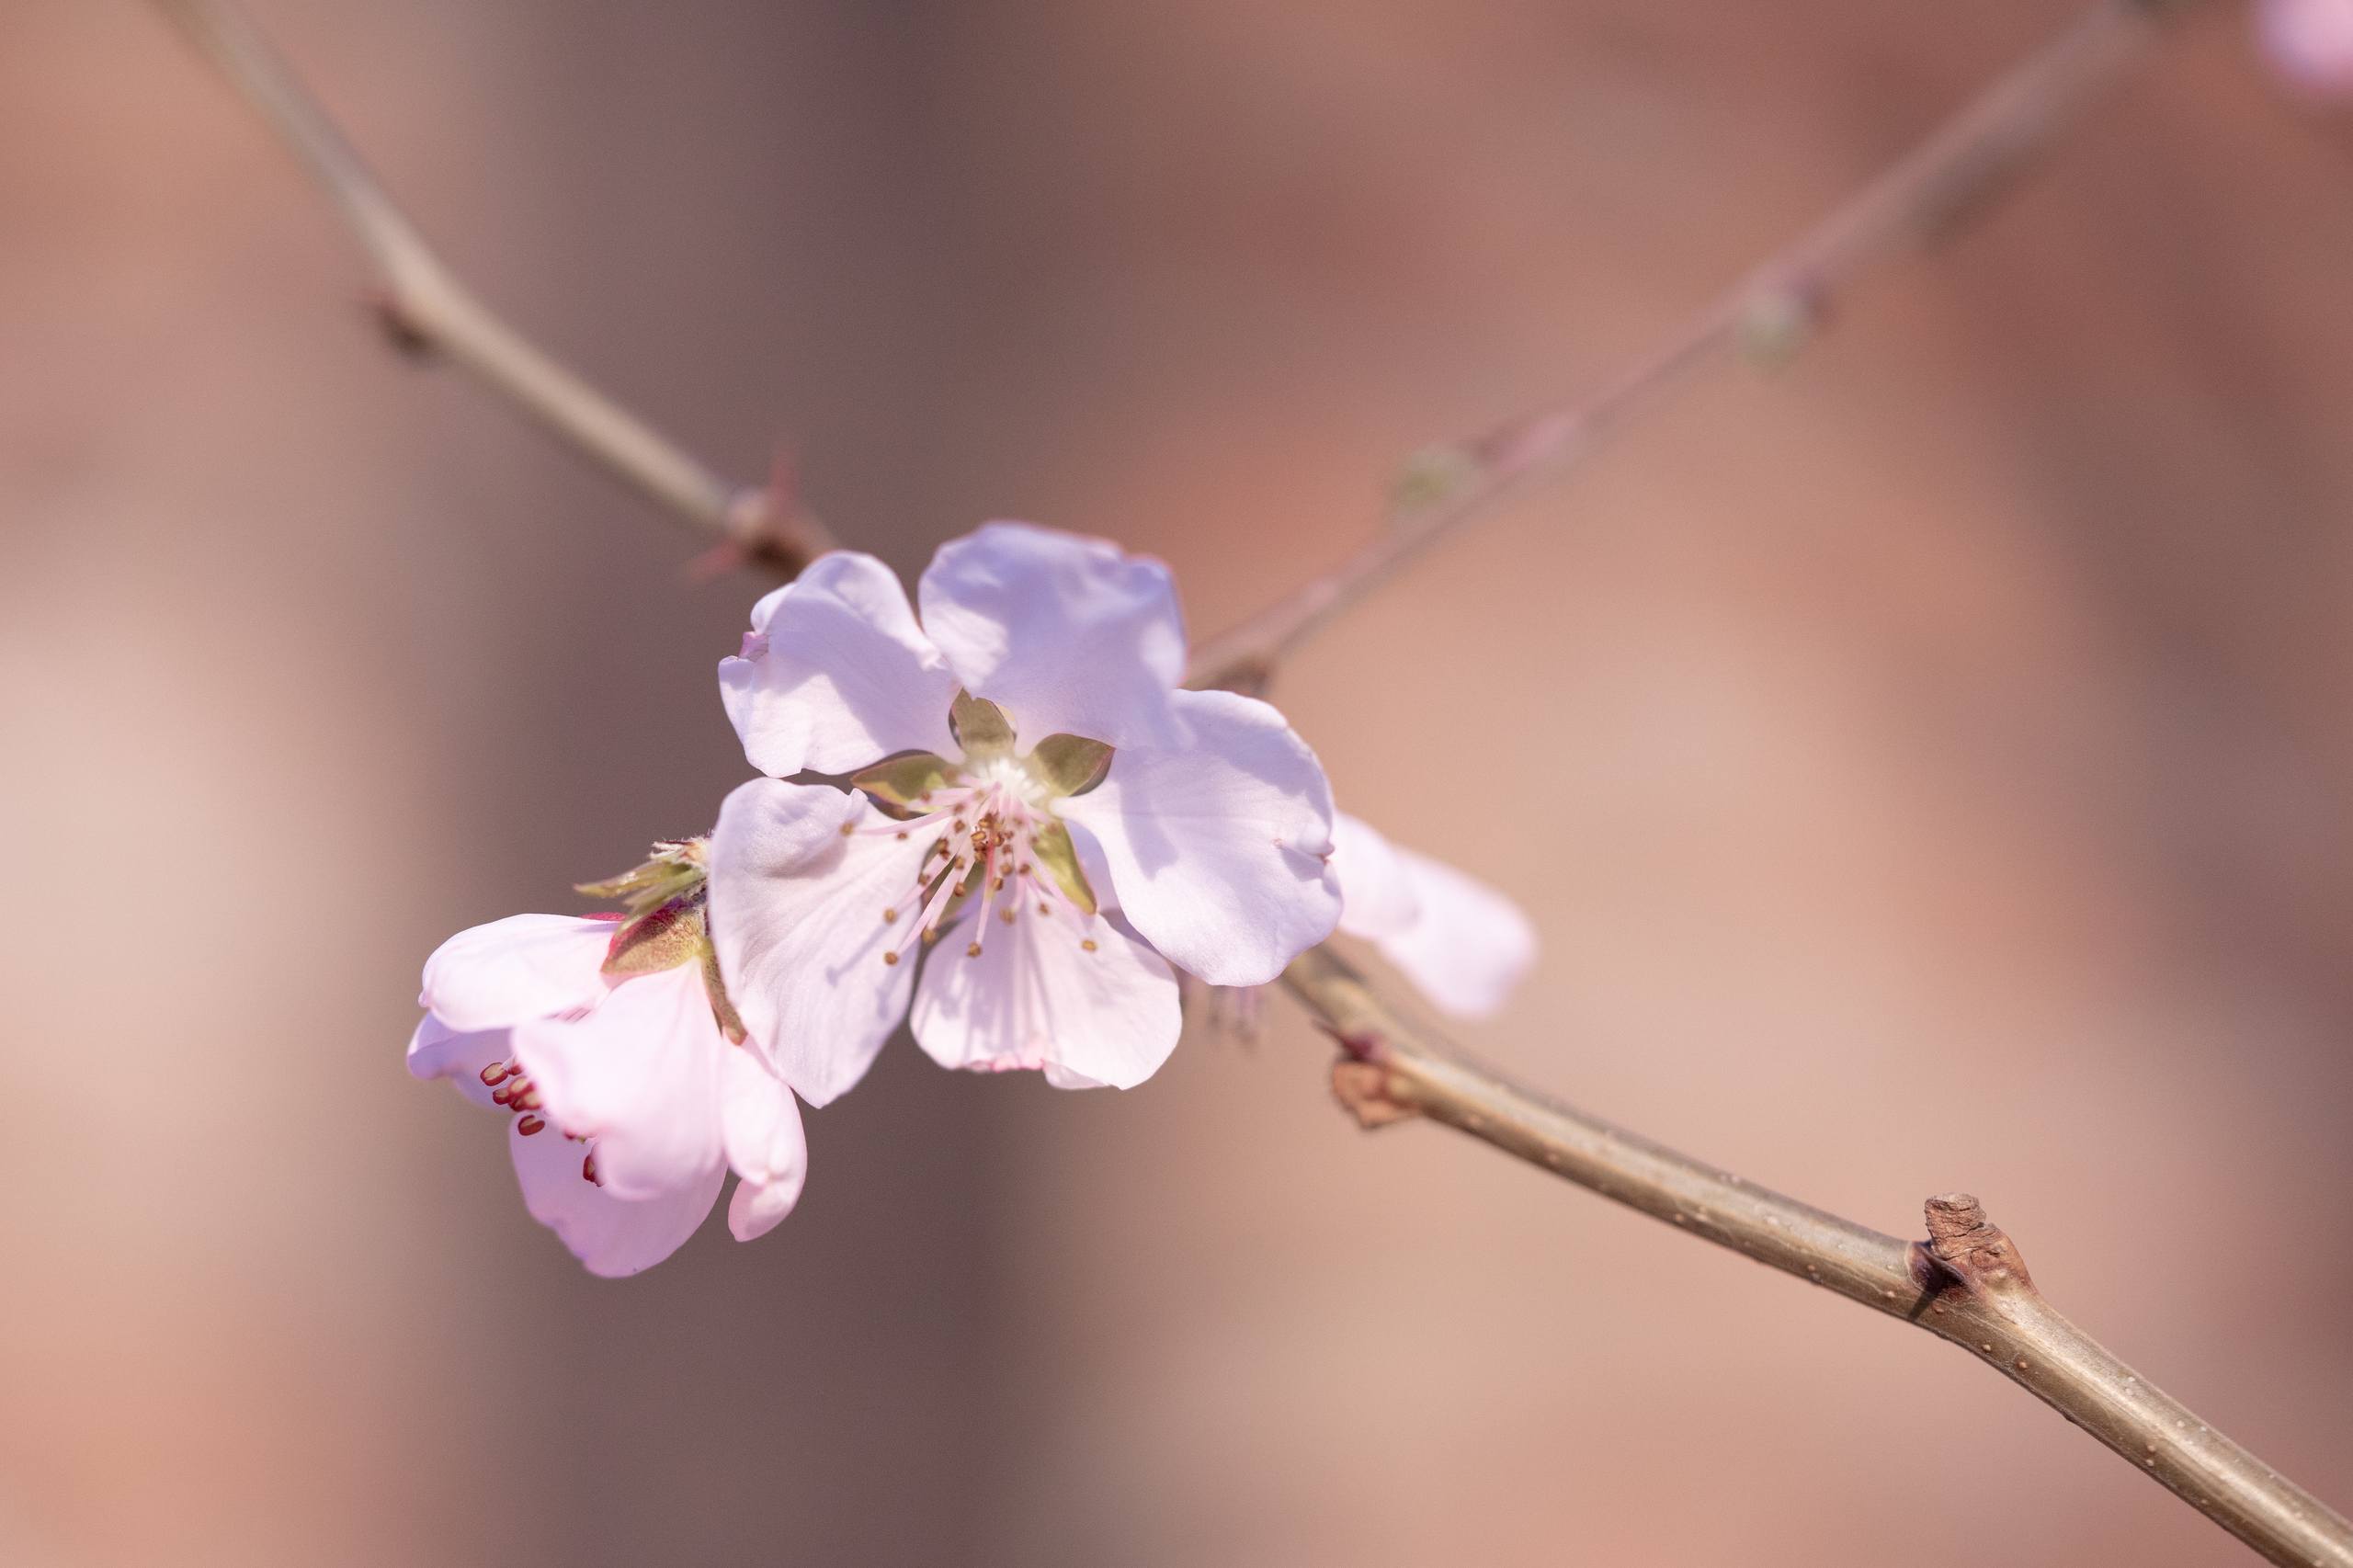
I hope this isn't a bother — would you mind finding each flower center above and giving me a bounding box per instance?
[479,1057,602,1187]
[860,756,1095,966]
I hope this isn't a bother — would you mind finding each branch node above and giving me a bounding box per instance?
[1331,1060,1418,1131]
[1916,1191,2036,1296]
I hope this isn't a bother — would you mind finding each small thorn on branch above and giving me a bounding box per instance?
[1916,1192,2036,1296]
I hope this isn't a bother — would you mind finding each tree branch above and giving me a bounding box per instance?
[148,0,832,574]
[148,3,2353,1562]
[1187,0,2177,692]
[1293,945,2353,1568]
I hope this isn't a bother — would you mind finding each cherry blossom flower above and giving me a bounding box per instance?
[1329,813,1538,1019]
[2258,0,2353,96]
[406,846,808,1276]
[710,523,1342,1105]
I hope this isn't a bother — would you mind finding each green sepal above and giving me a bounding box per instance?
[576,839,706,916]
[602,893,708,979]
[1029,820,1097,916]
[1027,734,1115,799]
[700,939,748,1045]
[949,689,1017,759]
[851,751,961,808]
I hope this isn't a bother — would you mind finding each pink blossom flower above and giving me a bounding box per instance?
[2259,0,2353,96]
[1329,813,1538,1019]
[710,523,1342,1104]
[406,858,808,1276]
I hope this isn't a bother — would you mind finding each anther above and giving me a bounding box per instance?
[881,908,898,924]
[1037,901,1051,915]
[839,822,856,837]
[1000,908,1016,924]
[517,1115,547,1137]
[582,1153,601,1186]
[967,942,983,958]
[478,1062,510,1086]
[882,950,900,966]
[895,831,909,841]
[1081,938,1097,952]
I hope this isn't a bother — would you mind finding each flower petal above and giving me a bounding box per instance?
[719,551,961,777]
[405,1016,508,1108]
[909,905,1180,1090]
[1377,846,1539,1019]
[509,1118,722,1278]
[721,1047,808,1241]
[419,914,613,1033]
[1330,812,1421,941]
[1057,687,1340,986]
[708,778,923,1107]
[2261,0,2353,95]
[508,963,728,1201]
[916,522,1188,748]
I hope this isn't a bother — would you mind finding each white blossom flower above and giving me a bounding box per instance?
[406,847,808,1276]
[2258,0,2353,95]
[710,523,1342,1105]
[1329,813,1538,1019]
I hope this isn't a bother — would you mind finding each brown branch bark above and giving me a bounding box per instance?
[1186,0,2177,692]
[148,0,832,575]
[145,3,2353,1562]
[1293,946,2353,1568]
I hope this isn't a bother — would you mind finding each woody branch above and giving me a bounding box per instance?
[148,1,2353,1562]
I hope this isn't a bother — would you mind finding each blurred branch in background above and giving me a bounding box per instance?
[147,0,834,576]
[1185,0,2178,691]
[147,0,2353,1562]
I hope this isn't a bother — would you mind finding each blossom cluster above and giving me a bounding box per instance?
[409,524,1534,1274]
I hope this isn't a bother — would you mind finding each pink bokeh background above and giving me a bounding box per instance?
[3,2,2350,1563]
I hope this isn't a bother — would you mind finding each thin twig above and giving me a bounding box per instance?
[1296,946,2353,1568]
[148,0,833,574]
[147,3,2353,1562]
[1186,0,2174,690]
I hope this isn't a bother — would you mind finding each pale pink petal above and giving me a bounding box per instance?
[1378,846,1539,1019]
[509,963,728,1201]
[508,1118,722,1278]
[916,522,1188,748]
[1330,812,1420,941]
[2260,0,2353,95]
[909,906,1181,1089]
[708,778,923,1107]
[720,1048,808,1242]
[419,914,611,1033]
[1057,687,1340,986]
[719,551,961,777]
[405,1016,507,1108]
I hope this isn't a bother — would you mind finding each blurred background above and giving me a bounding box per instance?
[4,1,2351,1563]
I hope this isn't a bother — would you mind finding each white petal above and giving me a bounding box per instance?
[708,778,923,1107]
[720,1047,807,1241]
[916,522,1188,748]
[509,1118,722,1278]
[728,1176,801,1244]
[909,905,1181,1090]
[1330,812,1420,940]
[508,962,729,1201]
[1377,846,1540,1019]
[719,551,961,777]
[405,1016,508,1109]
[1057,687,1340,987]
[419,914,612,1033]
